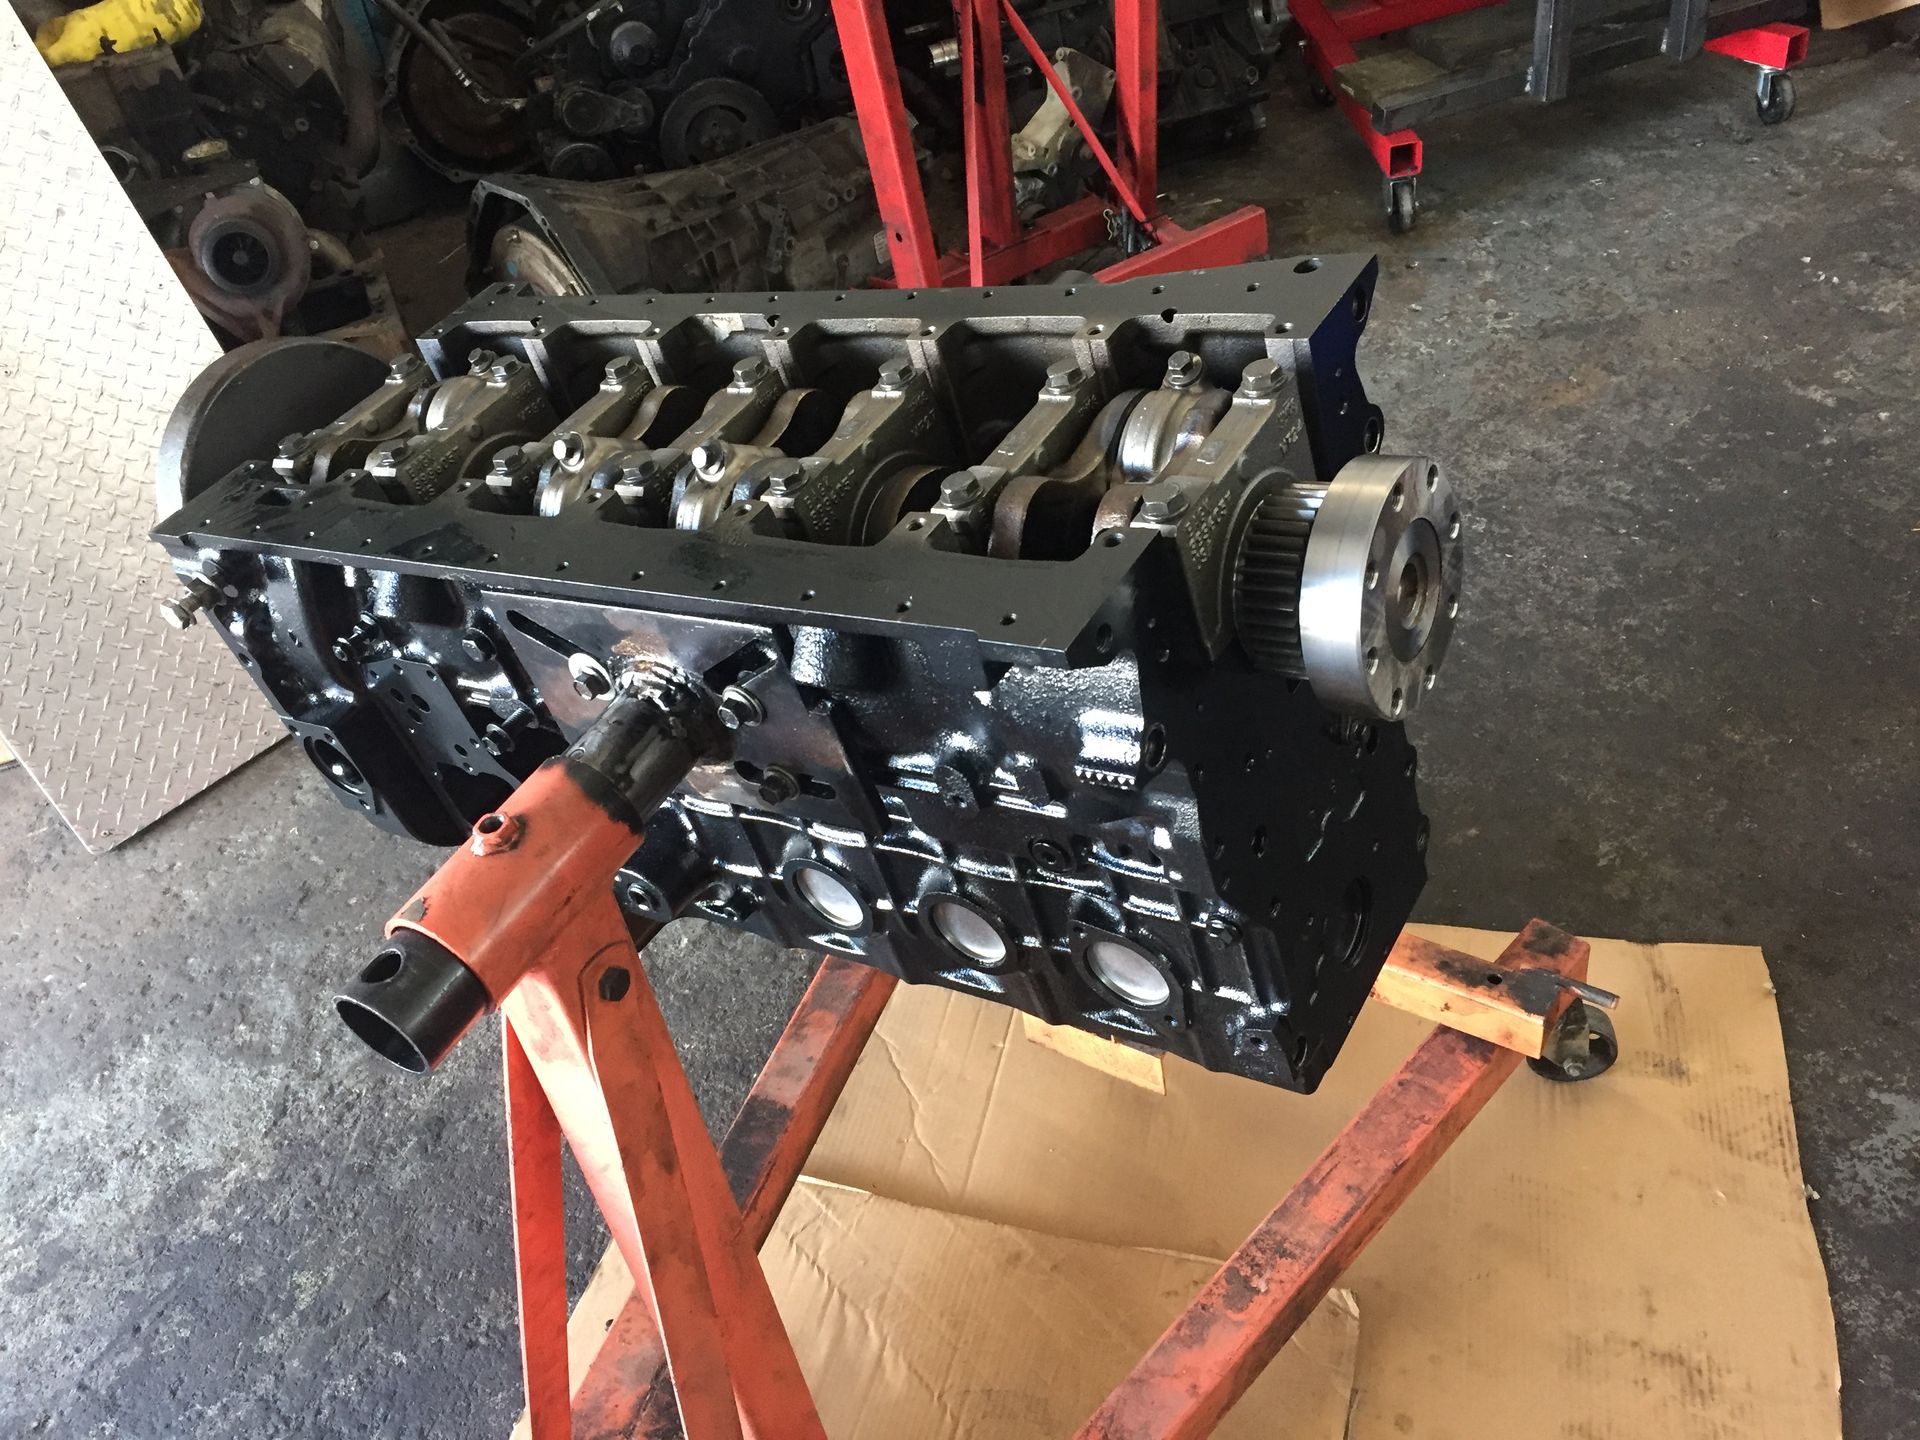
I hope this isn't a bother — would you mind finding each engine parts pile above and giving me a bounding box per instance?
[385,0,1284,184]
[153,258,1465,1091]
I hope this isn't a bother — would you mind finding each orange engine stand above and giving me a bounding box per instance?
[337,671,1615,1439]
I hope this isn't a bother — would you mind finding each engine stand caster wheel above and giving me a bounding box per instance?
[1755,69,1796,125]
[1528,1002,1619,1083]
[1308,77,1336,107]
[1386,177,1418,235]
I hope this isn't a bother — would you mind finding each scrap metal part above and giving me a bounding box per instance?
[386,0,1282,182]
[153,258,1464,1092]
[468,115,888,296]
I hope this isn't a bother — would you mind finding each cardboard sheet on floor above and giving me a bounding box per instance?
[758,1181,1358,1439]
[547,925,1839,1436]
[802,924,1840,1437]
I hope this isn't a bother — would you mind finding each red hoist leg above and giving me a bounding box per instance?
[833,0,1265,287]
[830,0,941,287]
[373,681,828,1440]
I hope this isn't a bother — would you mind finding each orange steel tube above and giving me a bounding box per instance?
[1075,921,1589,1439]
[392,753,827,1440]
[568,957,898,1436]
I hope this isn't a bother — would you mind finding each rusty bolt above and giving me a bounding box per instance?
[1165,350,1203,389]
[1240,358,1283,397]
[1044,359,1085,393]
[469,810,523,856]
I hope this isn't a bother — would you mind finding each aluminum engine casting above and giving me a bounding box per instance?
[153,258,1463,1091]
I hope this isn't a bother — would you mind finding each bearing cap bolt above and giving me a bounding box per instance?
[553,431,587,469]
[1138,488,1189,522]
[603,356,643,387]
[1239,359,1283,398]
[1044,360,1085,394]
[732,356,771,386]
[691,440,731,479]
[940,471,983,506]
[766,460,805,497]
[1165,350,1203,389]
[876,359,912,391]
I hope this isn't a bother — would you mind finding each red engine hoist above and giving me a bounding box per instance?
[830,0,1270,289]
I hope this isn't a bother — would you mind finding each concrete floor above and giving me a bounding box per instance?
[3,32,1917,1439]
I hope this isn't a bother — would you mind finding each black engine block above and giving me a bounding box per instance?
[154,257,1464,1091]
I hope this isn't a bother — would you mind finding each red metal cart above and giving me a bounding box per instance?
[1292,0,1809,231]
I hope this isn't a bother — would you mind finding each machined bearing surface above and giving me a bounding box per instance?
[1297,454,1463,721]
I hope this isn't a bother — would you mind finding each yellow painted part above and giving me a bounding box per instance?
[35,0,203,66]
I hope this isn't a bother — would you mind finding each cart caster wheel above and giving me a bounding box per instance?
[1308,78,1336,107]
[1755,70,1795,125]
[1386,179,1417,235]
[1528,1002,1618,1084]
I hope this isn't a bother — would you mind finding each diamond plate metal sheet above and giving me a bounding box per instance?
[0,23,282,852]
